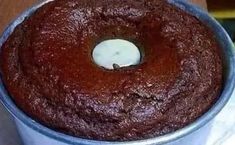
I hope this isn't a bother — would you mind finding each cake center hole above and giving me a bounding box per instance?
[92,39,141,69]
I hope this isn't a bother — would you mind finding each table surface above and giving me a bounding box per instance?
[1,1,234,145]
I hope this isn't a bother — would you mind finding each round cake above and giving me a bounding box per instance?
[0,0,222,141]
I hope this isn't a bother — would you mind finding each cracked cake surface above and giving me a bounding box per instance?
[0,0,222,141]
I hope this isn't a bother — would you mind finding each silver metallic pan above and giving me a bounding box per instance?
[0,0,235,145]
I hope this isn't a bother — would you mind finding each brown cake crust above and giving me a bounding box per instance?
[0,0,222,141]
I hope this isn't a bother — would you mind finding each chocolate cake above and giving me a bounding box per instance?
[0,0,222,141]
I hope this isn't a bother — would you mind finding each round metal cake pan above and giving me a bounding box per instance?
[0,0,235,145]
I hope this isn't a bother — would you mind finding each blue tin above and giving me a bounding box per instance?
[0,0,234,145]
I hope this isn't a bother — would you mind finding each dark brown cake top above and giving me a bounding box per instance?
[0,0,222,141]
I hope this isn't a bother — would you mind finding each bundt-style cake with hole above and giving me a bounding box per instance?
[0,0,222,141]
